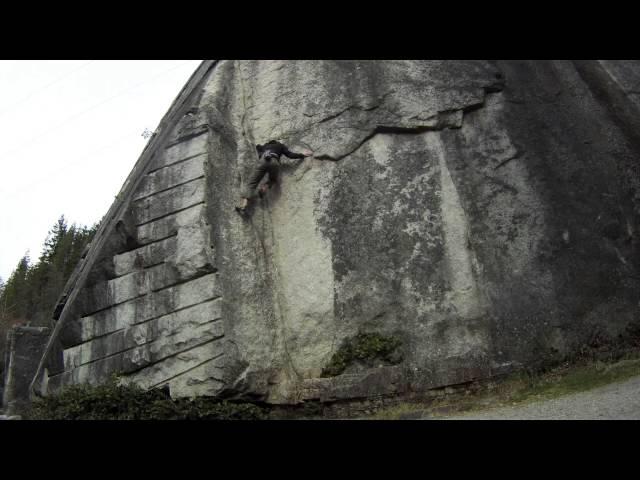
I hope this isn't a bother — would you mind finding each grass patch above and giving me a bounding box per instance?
[321,332,402,377]
[507,357,640,404]
[369,353,640,420]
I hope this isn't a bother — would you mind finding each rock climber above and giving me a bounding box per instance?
[235,140,313,217]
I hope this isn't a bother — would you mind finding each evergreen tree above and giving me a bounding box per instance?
[0,254,31,323]
[0,216,97,378]
[0,254,31,378]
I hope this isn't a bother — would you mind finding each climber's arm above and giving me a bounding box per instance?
[282,146,312,159]
[282,146,305,159]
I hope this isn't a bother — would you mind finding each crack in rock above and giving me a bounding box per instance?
[494,149,524,170]
[314,107,477,162]
[311,88,503,162]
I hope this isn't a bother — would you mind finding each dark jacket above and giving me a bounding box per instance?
[256,140,305,160]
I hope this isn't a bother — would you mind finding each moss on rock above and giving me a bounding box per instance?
[321,332,402,377]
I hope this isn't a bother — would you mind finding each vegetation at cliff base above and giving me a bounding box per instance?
[26,377,267,420]
[371,352,640,420]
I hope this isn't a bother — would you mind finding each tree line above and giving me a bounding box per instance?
[0,216,97,379]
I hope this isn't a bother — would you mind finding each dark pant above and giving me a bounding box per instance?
[243,158,280,199]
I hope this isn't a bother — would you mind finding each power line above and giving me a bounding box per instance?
[0,60,194,163]
[0,60,95,119]
[0,127,144,201]
[0,61,192,162]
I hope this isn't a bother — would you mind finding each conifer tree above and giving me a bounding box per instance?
[0,216,97,379]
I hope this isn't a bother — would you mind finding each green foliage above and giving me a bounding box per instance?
[26,377,267,420]
[321,332,402,377]
[0,215,97,327]
[0,254,31,324]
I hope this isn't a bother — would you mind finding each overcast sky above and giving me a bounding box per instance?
[0,60,203,282]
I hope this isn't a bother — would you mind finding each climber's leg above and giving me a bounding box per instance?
[247,162,270,197]
[265,161,280,190]
[236,161,269,216]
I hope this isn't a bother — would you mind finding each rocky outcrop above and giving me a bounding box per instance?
[3,326,50,414]
[31,60,640,405]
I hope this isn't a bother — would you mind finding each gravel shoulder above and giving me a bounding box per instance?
[441,374,640,420]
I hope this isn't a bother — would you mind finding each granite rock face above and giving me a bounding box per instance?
[32,60,640,405]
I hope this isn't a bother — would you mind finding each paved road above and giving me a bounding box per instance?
[441,374,640,420]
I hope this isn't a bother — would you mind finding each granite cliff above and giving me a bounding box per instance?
[26,60,640,406]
